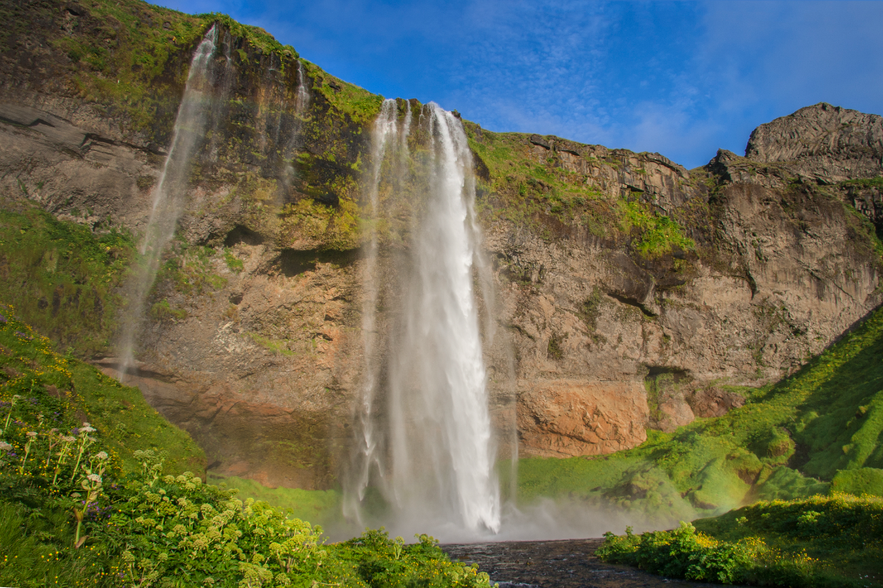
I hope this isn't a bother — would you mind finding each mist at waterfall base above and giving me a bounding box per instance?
[339,99,657,544]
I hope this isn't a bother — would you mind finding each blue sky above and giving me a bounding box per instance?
[156,0,882,169]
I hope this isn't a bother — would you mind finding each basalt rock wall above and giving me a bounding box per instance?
[1,1,881,485]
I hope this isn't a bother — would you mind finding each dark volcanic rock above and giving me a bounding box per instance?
[443,539,740,588]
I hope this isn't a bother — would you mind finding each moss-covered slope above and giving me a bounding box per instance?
[514,302,883,523]
[0,303,204,474]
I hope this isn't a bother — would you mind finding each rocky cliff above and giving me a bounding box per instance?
[0,0,881,488]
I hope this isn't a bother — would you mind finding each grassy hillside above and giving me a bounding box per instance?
[0,303,203,474]
[0,207,135,358]
[514,303,883,526]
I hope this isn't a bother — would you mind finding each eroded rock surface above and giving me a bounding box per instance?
[746,102,883,183]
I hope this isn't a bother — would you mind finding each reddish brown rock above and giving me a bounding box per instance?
[517,380,649,457]
[687,387,747,418]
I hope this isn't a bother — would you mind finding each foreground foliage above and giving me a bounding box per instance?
[0,309,490,587]
[598,494,883,587]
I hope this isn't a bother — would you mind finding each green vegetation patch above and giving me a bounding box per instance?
[304,62,385,126]
[598,494,883,587]
[0,207,135,357]
[0,305,204,474]
[842,177,883,190]
[618,198,695,258]
[280,198,362,250]
[36,0,205,132]
[465,125,698,259]
[467,130,608,233]
[157,242,228,297]
[204,13,299,61]
[831,467,883,496]
[209,474,344,528]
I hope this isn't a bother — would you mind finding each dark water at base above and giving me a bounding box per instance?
[442,539,741,588]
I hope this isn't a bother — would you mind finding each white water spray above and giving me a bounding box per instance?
[116,25,224,378]
[296,61,310,115]
[344,99,400,522]
[347,101,501,539]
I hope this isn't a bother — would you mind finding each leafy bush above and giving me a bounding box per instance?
[597,522,758,584]
[599,495,883,587]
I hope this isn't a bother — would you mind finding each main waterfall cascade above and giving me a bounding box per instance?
[346,99,502,538]
[117,25,227,378]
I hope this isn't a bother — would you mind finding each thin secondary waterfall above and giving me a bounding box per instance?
[347,100,501,538]
[295,61,310,115]
[116,25,224,377]
[345,99,399,521]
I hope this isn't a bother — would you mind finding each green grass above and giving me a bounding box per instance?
[515,304,883,524]
[0,501,116,587]
[0,304,204,474]
[208,474,344,527]
[305,62,385,126]
[843,177,883,190]
[0,207,135,357]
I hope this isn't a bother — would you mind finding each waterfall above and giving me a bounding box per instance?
[344,99,399,523]
[296,61,310,115]
[276,60,311,195]
[116,25,224,378]
[347,100,501,538]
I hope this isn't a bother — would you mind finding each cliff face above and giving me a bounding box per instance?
[1,1,881,487]
[475,123,882,457]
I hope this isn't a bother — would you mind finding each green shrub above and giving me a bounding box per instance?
[598,522,758,584]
